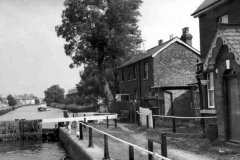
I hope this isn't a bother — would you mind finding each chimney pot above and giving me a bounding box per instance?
[158,39,163,45]
[182,27,189,34]
[180,27,192,46]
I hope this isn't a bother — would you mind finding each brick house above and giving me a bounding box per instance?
[192,0,240,142]
[118,28,200,115]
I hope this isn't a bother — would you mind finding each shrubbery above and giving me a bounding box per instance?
[49,103,98,113]
[7,94,17,106]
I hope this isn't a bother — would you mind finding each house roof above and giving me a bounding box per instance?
[203,24,240,71]
[192,0,226,17]
[14,95,34,100]
[118,39,171,68]
[118,37,200,69]
[14,96,22,100]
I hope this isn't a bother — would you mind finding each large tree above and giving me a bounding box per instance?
[7,94,17,106]
[56,0,143,106]
[0,96,3,104]
[44,85,65,104]
[77,64,102,105]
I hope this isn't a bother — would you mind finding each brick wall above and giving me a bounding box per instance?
[118,56,153,101]
[199,0,240,60]
[153,43,200,87]
[213,45,240,141]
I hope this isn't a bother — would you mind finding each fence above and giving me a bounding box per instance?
[110,101,140,123]
[135,111,217,134]
[152,115,217,133]
[77,121,170,160]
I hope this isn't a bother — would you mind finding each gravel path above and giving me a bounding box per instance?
[118,123,218,160]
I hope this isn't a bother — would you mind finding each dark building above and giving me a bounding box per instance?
[66,88,78,98]
[192,0,240,142]
[118,28,200,115]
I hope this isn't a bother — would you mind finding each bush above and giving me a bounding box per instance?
[7,94,17,106]
[50,103,98,113]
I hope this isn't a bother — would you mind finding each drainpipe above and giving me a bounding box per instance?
[138,61,142,104]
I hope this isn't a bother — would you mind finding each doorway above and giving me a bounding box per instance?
[225,70,240,142]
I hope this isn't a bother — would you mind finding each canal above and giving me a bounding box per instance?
[0,105,70,160]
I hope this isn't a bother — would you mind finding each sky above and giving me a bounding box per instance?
[0,0,203,98]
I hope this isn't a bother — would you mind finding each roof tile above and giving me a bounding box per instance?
[192,0,225,16]
[118,39,172,68]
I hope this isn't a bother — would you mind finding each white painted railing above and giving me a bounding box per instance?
[42,114,118,123]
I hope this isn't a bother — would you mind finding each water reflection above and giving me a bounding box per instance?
[0,140,68,160]
[0,105,69,160]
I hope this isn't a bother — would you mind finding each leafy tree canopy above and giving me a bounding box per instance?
[44,85,65,104]
[7,94,17,106]
[56,0,143,105]
[0,96,3,103]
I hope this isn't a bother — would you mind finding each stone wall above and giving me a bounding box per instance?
[59,128,103,160]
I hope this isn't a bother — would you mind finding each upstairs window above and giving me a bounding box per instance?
[122,70,124,82]
[128,72,131,81]
[219,14,228,24]
[133,66,137,80]
[144,62,148,79]
[207,72,215,108]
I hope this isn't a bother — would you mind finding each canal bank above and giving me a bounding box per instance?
[0,105,70,160]
[0,105,35,116]
[59,127,103,160]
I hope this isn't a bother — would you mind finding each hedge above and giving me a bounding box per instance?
[49,103,98,113]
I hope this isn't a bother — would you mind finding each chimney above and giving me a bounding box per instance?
[170,34,174,40]
[180,27,193,46]
[158,39,163,45]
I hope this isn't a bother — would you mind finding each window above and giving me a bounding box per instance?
[219,14,228,24]
[133,66,137,80]
[144,62,148,79]
[122,70,124,82]
[128,72,131,81]
[207,72,215,108]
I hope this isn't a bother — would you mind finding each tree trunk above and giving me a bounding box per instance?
[98,58,114,111]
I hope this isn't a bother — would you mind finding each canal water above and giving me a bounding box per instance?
[0,105,70,160]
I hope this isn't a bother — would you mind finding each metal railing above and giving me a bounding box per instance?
[152,115,217,133]
[77,120,170,160]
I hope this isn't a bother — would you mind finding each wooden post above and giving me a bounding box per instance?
[202,115,205,130]
[152,115,155,129]
[88,127,93,148]
[146,130,168,159]
[79,123,84,140]
[20,119,25,140]
[138,113,140,127]
[107,116,109,128]
[134,103,136,124]
[147,115,149,128]
[114,119,117,128]
[172,117,176,133]
[84,118,86,129]
[161,133,167,157]
[129,145,134,160]
[130,102,132,123]
[148,140,153,160]
[103,134,110,160]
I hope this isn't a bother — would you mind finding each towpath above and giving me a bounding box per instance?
[118,123,218,160]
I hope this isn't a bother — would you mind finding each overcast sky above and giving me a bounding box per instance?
[0,0,203,98]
